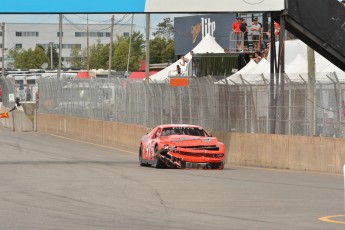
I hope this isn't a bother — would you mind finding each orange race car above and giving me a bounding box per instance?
[139,124,225,169]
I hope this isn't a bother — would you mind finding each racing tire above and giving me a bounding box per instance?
[209,161,224,170]
[153,145,165,169]
[139,145,145,167]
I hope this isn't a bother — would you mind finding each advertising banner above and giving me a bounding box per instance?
[174,14,235,56]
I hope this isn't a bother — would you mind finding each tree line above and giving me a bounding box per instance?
[7,18,175,71]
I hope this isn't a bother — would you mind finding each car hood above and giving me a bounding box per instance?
[160,135,219,147]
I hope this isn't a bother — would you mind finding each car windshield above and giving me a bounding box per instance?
[161,127,209,137]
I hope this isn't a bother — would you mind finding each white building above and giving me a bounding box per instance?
[0,22,133,68]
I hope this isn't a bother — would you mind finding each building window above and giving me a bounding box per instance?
[62,44,81,49]
[15,44,22,49]
[0,44,2,48]
[123,32,130,37]
[0,57,2,62]
[16,31,39,37]
[75,32,110,37]
[0,31,2,36]
[57,32,63,37]
[71,44,82,49]
[75,32,85,37]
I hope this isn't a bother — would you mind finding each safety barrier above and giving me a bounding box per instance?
[38,112,345,174]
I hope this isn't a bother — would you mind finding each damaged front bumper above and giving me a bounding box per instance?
[155,146,224,169]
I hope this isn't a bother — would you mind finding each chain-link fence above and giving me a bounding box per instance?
[2,72,343,137]
[0,75,39,107]
[0,77,16,108]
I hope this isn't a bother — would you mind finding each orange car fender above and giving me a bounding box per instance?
[145,139,158,159]
[145,139,152,158]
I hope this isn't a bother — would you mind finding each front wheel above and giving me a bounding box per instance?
[209,161,224,170]
[153,145,165,168]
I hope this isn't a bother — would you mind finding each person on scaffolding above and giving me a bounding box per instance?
[231,17,243,52]
[250,17,262,51]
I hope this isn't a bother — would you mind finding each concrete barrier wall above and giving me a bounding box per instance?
[37,113,150,154]
[38,113,345,174]
[213,131,345,174]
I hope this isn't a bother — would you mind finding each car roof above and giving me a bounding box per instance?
[158,124,204,129]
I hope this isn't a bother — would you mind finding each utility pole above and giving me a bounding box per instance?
[145,14,150,81]
[58,14,62,78]
[269,17,276,134]
[279,15,286,134]
[126,14,134,78]
[307,46,316,136]
[108,15,114,79]
[87,14,89,75]
[49,42,54,69]
[1,22,5,78]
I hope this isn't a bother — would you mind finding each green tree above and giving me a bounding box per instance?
[85,32,145,72]
[130,31,145,61]
[150,37,175,64]
[152,17,174,40]
[89,40,109,69]
[150,37,166,64]
[15,45,49,69]
[7,48,20,69]
[33,45,49,68]
[112,36,131,71]
[150,18,175,64]
[162,39,175,63]
[69,45,82,69]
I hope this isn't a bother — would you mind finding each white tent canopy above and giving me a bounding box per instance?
[225,39,345,84]
[150,34,224,82]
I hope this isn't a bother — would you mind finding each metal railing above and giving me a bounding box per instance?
[229,31,273,53]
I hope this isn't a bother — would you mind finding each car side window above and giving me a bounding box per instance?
[161,128,169,137]
[153,128,161,139]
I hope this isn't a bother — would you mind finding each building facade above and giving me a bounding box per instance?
[0,22,133,69]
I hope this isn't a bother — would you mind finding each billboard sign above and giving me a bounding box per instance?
[0,0,285,13]
[174,14,235,56]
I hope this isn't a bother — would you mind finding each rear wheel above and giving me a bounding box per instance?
[139,145,145,166]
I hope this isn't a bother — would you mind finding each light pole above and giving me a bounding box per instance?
[1,22,5,78]
[49,42,54,69]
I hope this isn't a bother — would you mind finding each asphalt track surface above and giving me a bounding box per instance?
[0,125,344,230]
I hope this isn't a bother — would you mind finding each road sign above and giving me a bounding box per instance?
[9,94,14,102]
[170,77,189,87]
